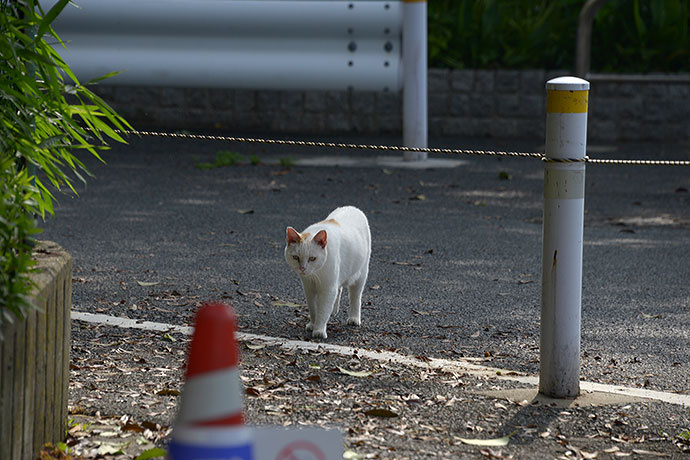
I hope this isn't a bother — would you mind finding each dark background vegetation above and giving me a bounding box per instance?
[429,0,690,73]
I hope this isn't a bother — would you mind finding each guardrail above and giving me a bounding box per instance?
[46,0,428,160]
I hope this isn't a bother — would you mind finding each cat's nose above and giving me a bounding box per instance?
[299,266,306,273]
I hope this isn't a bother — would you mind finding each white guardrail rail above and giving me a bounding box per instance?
[46,0,400,91]
[44,0,429,160]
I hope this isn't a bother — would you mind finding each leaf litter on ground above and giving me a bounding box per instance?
[69,320,689,459]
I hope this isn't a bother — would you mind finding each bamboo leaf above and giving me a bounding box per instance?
[36,0,71,40]
[85,70,125,85]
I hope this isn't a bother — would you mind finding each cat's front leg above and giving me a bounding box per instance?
[302,281,318,333]
[311,288,337,339]
[347,277,366,326]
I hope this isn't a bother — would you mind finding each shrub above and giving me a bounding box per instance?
[1,0,130,334]
[428,0,690,73]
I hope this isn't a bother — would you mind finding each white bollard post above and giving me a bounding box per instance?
[539,76,589,399]
[402,0,427,162]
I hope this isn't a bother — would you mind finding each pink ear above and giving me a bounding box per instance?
[313,230,327,249]
[286,227,301,244]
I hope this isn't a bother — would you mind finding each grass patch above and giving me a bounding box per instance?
[195,150,245,170]
[279,156,296,168]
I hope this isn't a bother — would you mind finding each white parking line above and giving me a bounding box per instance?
[71,311,690,408]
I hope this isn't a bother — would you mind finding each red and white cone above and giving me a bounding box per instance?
[168,302,253,460]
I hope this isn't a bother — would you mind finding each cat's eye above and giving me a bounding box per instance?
[308,257,316,262]
[292,256,300,262]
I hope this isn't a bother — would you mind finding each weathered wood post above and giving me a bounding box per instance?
[0,242,72,460]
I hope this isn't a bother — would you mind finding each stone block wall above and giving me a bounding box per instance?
[94,69,690,144]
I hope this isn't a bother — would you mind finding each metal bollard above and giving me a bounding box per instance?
[402,0,428,161]
[539,76,589,398]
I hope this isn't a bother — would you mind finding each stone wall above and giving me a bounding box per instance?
[94,69,690,144]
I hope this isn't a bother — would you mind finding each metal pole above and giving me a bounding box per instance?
[539,76,589,399]
[402,0,427,161]
[575,0,609,77]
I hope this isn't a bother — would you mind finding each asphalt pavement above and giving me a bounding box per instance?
[39,131,690,458]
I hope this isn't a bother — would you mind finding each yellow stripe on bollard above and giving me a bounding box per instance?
[546,90,588,113]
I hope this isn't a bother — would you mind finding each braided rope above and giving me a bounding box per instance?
[115,129,690,166]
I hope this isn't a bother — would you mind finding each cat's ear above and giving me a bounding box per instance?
[286,227,301,245]
[313,230,327,249]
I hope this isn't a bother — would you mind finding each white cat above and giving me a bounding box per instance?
[284,206,371,339]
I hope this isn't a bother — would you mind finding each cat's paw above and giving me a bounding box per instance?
[311,329,327,340]
[346,317,361,327]
[305,322,313,332]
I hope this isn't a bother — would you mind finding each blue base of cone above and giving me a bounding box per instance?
[167,440,253,460]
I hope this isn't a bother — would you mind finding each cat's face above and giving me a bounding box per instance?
[284,227,327,277]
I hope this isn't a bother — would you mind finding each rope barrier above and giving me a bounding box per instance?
[583,157,690,166]
[114,129,690,166]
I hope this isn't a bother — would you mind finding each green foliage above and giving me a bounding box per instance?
[214,150,245,167]
[591,0,690,73]
[677,429,690,453]
[249,154,261,165]
[195,150,245,169]
[0,161,37,325]
[135,448,167,460]
[1,0,130,332]
[678,428,690,442]
[428,0,581,70]
[429,0,690,73]
[279,156,295,168]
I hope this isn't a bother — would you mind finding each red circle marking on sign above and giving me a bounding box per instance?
[275,440,327,460]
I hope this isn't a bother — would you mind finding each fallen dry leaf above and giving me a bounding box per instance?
[246,387,261,397]
[364,408,398,418]
[338,367,374,378]
[97,442,126,456]
[641,313,662,319]
[156,388,180,396]
[136,280,159,287]
[631,449,670,457]
[455,431,515,447]
[480,448,515,459]
[271,301,306,308]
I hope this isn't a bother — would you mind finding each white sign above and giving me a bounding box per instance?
[253,427,342,460]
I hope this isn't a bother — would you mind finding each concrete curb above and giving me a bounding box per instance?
[71,311,690,409]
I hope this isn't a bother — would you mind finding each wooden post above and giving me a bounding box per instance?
[0,241,72,460]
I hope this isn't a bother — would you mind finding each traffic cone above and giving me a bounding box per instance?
[167,302,253,460]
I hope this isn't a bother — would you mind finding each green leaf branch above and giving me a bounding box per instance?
[1,0,131,332]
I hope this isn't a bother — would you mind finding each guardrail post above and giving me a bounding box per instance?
[540,76,589,399]
[402,0,427,161]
